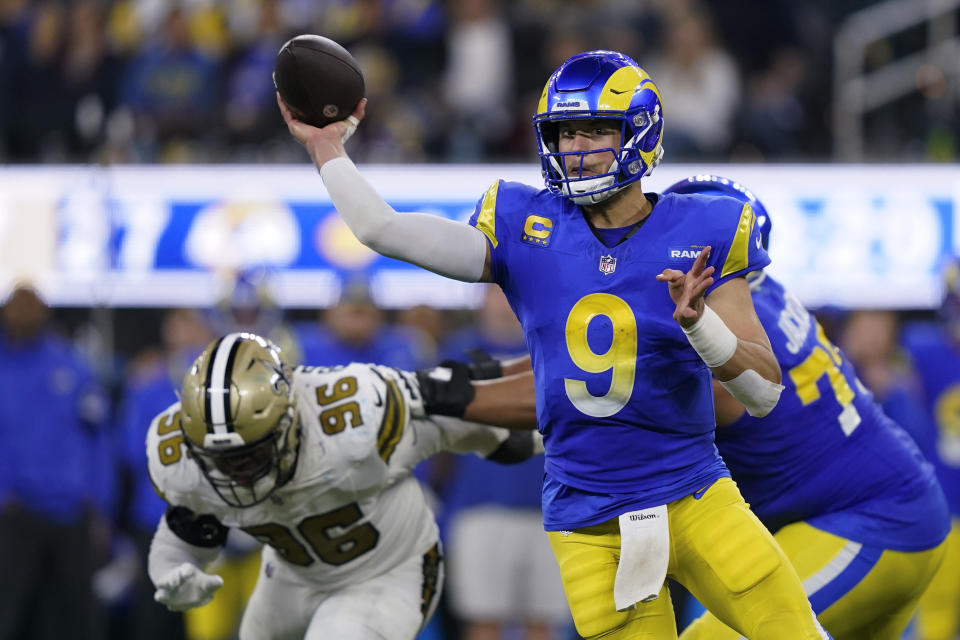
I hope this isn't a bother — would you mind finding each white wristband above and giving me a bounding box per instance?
[720,369,784,417]
[681,305,738,368]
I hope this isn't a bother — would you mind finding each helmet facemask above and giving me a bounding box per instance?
[535,107,662,205]
[187,407,300,508]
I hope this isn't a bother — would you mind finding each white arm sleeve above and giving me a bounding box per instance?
[320,157,490,282]
[147,516,222,587]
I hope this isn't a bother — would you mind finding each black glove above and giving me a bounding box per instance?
[416,361,476,417]
[460,349,504,381]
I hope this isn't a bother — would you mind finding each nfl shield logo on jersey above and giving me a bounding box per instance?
[599,255,617,275]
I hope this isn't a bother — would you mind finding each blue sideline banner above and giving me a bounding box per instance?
[0,164,956,309]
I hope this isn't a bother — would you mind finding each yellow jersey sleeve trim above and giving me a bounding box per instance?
[474,181,500,249]
[377,379,406,463]
[721,202,756,278]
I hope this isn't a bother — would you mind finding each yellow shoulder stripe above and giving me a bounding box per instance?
[721,202,756,278]
[377,379,406,462]
[474,181,500,249]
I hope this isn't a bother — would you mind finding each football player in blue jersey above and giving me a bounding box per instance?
[661,175,949,639]
[900,258,960,640]
[278,50,829,639]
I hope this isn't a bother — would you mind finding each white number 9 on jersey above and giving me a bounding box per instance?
[564,293,638,417]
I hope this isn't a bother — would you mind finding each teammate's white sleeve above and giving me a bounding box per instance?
[320,157,489,282]
[147,515,222,587]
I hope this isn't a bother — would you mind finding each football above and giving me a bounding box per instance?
[273,35,365,128]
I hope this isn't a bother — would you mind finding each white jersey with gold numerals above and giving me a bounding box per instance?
[147,363,510,592]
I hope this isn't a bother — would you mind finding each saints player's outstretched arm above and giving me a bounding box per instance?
[278,95,493,282]
[658,247,783,417]
[148,507,227,611]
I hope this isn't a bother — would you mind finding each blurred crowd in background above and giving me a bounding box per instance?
[0,0,956,165]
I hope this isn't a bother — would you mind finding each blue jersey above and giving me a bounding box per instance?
[719,275,948,550]
[469,184,769,529]
[902,322,960,517]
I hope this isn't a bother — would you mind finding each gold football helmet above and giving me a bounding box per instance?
[180,333,299,507]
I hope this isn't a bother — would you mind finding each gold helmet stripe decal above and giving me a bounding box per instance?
[206,333,244,434]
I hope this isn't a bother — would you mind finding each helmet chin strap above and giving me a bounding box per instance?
[569,182,623,205]
[564,158,624,205]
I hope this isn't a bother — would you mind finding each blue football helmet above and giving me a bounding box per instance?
[663,175,773,250]
[533,50,664,205]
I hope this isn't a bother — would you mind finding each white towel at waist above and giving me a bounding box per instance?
[613,505,670,611]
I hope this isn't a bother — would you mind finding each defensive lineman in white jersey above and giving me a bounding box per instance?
[146,333,539,640]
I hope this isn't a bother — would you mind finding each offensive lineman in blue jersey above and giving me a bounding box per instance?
[663,176,949,639]
[900,260,960,640]
[278,51,829,639]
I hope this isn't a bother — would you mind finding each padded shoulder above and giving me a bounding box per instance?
[469,180,543,248]
[145,401,213,510]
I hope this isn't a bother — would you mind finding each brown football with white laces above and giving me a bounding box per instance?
[273,34,365,128]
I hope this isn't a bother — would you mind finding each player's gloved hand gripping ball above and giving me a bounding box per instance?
[273,35,365,129]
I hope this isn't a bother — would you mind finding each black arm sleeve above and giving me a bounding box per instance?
[165,506,229,548]
[485,431,538,465]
